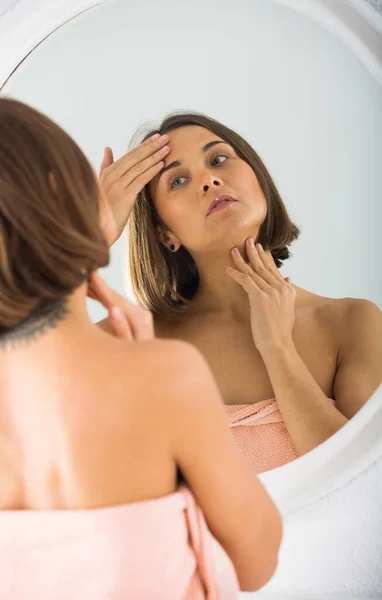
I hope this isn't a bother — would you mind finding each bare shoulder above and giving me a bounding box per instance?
[93,317,204,398]
[332,297,382,353]
[120,336,209,423]
[126,335,201,368]
[134,336,209,395]
[98,332,206,406]
[314,295,380,333]
[337,296,381,322]
[295,286,381,330]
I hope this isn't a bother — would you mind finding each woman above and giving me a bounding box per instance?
[99,111,382,473]
[0,98,282,598]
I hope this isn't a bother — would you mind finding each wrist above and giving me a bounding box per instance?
[257,337,296,362]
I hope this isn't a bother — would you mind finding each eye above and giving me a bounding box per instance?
[168,153,229,189]
[169,175,187,189]
[210,153,228,166]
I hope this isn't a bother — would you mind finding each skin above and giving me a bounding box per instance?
[150,125,268,320]
[0,166,282,591]
[144,125,382,455]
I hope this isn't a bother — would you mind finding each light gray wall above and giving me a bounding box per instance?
[3,0,382,322]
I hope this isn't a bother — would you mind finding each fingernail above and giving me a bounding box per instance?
[248,238,255,247]
[257,243,263,251]
[232,248,240,256]
[159,134,169,142]
[151,133,160,140]
[160,145,169,153]
[110,306,123,322]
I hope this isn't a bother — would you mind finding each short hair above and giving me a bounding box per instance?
[129,111,300,320]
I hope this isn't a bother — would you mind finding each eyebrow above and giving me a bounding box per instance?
[158,140,230,180]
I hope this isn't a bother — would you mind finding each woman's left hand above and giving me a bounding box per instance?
[227,238,296,353]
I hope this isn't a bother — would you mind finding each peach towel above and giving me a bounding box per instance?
[225,398,335,473]
[0,486,239,600]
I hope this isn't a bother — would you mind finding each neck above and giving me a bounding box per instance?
[0,283,93,352]
[190,244,251,321]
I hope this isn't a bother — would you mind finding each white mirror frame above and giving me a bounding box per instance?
[0,0,381,90]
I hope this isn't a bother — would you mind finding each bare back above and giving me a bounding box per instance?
[0,327,283,590]
[0,332,178,511]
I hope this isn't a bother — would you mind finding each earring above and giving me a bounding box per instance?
[170,244,175,252]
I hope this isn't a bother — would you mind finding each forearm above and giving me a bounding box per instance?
[260,341,348,456]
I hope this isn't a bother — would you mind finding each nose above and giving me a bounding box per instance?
[199,172,224,194]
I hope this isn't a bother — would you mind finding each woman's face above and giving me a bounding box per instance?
[149,125,267,255]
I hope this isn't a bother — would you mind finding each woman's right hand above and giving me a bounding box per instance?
[88,271,154,341]
[99,134,170,245]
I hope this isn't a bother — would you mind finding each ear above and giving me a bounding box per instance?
[156,226,180,252]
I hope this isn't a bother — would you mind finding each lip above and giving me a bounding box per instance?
[207,194,238,216]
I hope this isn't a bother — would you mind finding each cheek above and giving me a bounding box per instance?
[240,167,260,192]
[152,195,185,243]
[257,188,267,221]
[151,189,168,225]
[155,187,197,226]
[237,167,267,218]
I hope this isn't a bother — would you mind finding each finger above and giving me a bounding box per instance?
[89,272,154,341]
[130,308,154,341]
[119,146,170,193]
[113,134,169,178]
[99,147,114,178]
[245,238,276,281]
[87,287,98,301]
[87,279,101,301]
[231,248,271,291]
[256,243,285,283]
[226,267,261,295]
[109,306,133,340]
[127,159,165,195]
[89,271,118,311]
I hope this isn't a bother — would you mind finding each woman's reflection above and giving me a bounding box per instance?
[99,112,382,472]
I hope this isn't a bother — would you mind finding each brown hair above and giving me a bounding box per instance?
[129,111,300,320]
[0,97,109,329]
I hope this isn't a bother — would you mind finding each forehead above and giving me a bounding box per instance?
[165,125,222,153]
[167,125,219,145]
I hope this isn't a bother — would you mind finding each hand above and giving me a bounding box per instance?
[87,271,154,341]
[99,134,170,245]
[227,239,296,353]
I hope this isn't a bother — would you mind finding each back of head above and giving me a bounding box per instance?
[0,98,109,331]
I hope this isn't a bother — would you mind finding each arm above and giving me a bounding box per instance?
[226,241,380,456]
[261,299,382,456]
[163,341,283,592]
[333,299,382,418]
[260,340,348,456]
